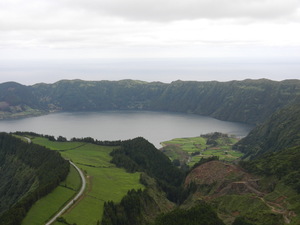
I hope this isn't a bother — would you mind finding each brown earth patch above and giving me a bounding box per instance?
[185,161,247,187]
[185,161,260,197]
[232,211,240,217]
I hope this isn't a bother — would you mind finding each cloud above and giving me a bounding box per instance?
[68,0,300,21]
[0,0,300,61]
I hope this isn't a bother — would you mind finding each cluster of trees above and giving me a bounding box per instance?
[154,202,225,225]
[0,133,69,225]
[200,132,229,139]
[201,132,228,146]
[15,131,122,146]
[70,137,121,146]
[191,156,219,170]
[110,137,185,202]
[1,79,300,124]
[14,131,59,142]
[102,189,155,225]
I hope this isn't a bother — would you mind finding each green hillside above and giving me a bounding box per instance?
[234,103,300,159]
[22,134,144,225]
[0,133,69,225]
[0,79,299,124]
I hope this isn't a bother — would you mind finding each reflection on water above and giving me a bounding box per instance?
[0,111,253,148]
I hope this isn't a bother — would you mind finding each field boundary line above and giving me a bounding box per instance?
[45,161,86,225]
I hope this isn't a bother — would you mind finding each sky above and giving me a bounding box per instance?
[0,0,300,84]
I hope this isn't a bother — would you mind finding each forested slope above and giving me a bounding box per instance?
[110,137,185,202]
[150,79,300,124]
[240,146,300,193]
[0,79,299,124]
[102,137,223,225]
[0,133,69,225]
[234,103,300,159]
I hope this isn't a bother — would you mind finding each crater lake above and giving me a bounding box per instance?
[0,111,253,147]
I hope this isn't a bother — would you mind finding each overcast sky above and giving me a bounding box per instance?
[0,0,300,84]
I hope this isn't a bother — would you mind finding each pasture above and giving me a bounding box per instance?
[23,137,143,225]
[160,134,243,166]
[22,165,80,225]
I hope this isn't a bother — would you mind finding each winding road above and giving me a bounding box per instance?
[45,161,86,225]
[24,137,31,144]
[23,136,86,224]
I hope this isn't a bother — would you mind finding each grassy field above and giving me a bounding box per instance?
[22,165,81,225]
[160,134,243,166]
[24,137,143,225]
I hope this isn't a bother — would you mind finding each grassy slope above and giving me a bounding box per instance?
[28,137,143,225]
[161,135,242,166]
[22,164,80,225]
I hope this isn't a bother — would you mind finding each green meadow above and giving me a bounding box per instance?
[23,137,143,225]
[160,135,243,166]
[22,165,80,225]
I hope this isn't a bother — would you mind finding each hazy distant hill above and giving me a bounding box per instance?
[0,79,299,124]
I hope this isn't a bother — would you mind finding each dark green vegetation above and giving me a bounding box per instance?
[154,202,225,225]
[234,103,300,159]
[102,187,172,225]
[0,79,299,124]
[0,133,69,225]
[240,146,300,193]
[110,137,185,202]
[161,132,242,166]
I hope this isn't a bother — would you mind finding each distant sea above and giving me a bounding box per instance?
[0,58,299,85]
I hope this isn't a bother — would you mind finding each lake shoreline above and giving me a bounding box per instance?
[0,110,253,148]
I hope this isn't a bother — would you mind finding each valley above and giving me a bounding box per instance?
[0,79,299,225]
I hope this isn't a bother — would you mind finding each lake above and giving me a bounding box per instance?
[0,111,253,148]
